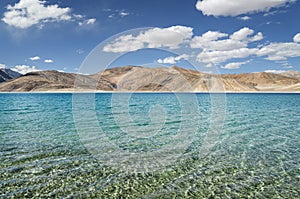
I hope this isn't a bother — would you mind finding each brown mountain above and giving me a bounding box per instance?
[222,72,300,91]
[280,70,300,78]
[0,66,299,92]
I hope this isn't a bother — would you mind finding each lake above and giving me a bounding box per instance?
[0,93,299,198]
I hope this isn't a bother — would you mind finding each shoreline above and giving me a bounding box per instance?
[1,91,300,94]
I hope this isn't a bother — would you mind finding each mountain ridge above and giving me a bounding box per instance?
[0,68,21,83]
[0,66,299,92]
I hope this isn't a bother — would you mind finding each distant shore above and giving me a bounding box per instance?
[1,91,300,94]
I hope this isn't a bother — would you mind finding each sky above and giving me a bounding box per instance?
[0,0,300,74]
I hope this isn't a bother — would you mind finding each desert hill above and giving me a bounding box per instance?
[0,66,299,92]
[280,70,300,78]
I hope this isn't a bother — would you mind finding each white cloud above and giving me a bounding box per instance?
[103,34,145,53]
[137,26,193,49]
[11,65,39,74]
[222,60,250,69]
[191,28,262,65]
[106,9,130,19]
[191,31,238,51]
[264,70,286,74]
[197,48,258,65]
[44,59,53,63]
[86,18,96,25]
[103,26,193,53]
[79,18,96,26]
[0,64,6,69]
[105,9,131,19]
[29,56,40,61]
[239,16,251,21]
[104,25,300,69]
[281,62,293,68]
[157,57,176,65]
[257,42,300,61]
[157,54,189,64]
[177,54,190,60]
[190,27,263,51]
[119,10,130,17]
[200,31,228,41]
[195,0,295,17]
[73,14,84,19]
[293,33,300,43]
[263,10,288,17]
[2,0,72,29]
[230,27,263,42]
[250,32,264,42]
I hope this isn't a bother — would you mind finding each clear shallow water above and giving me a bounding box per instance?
[0,93,299,198]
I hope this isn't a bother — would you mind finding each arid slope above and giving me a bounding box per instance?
[0,66,299,92]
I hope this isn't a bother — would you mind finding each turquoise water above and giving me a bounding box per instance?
[0,93,299,198]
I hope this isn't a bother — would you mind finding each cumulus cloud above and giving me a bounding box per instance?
[222,61,250,69]
[191,33,242,51]
[230,27,263,42]
[190,27,263,51]
[157,57,176,64]
[103,25,300,69]
[157,54,189,64]
[103,26,193,53]
[139,26,193,49]
[257,42,300,61]
[29,56,40,61]
[0,64,6,69]
[197,48,258,65]
[195,0,295,17]
[293,33,300,43]
[11,65,39,74]
[44,59,53,63]
[190,27,262,65]
[103,34,145,53]
[79,18,96,26]
[2,0,72,29]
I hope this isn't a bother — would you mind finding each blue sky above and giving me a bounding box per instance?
[0,0,300,74]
